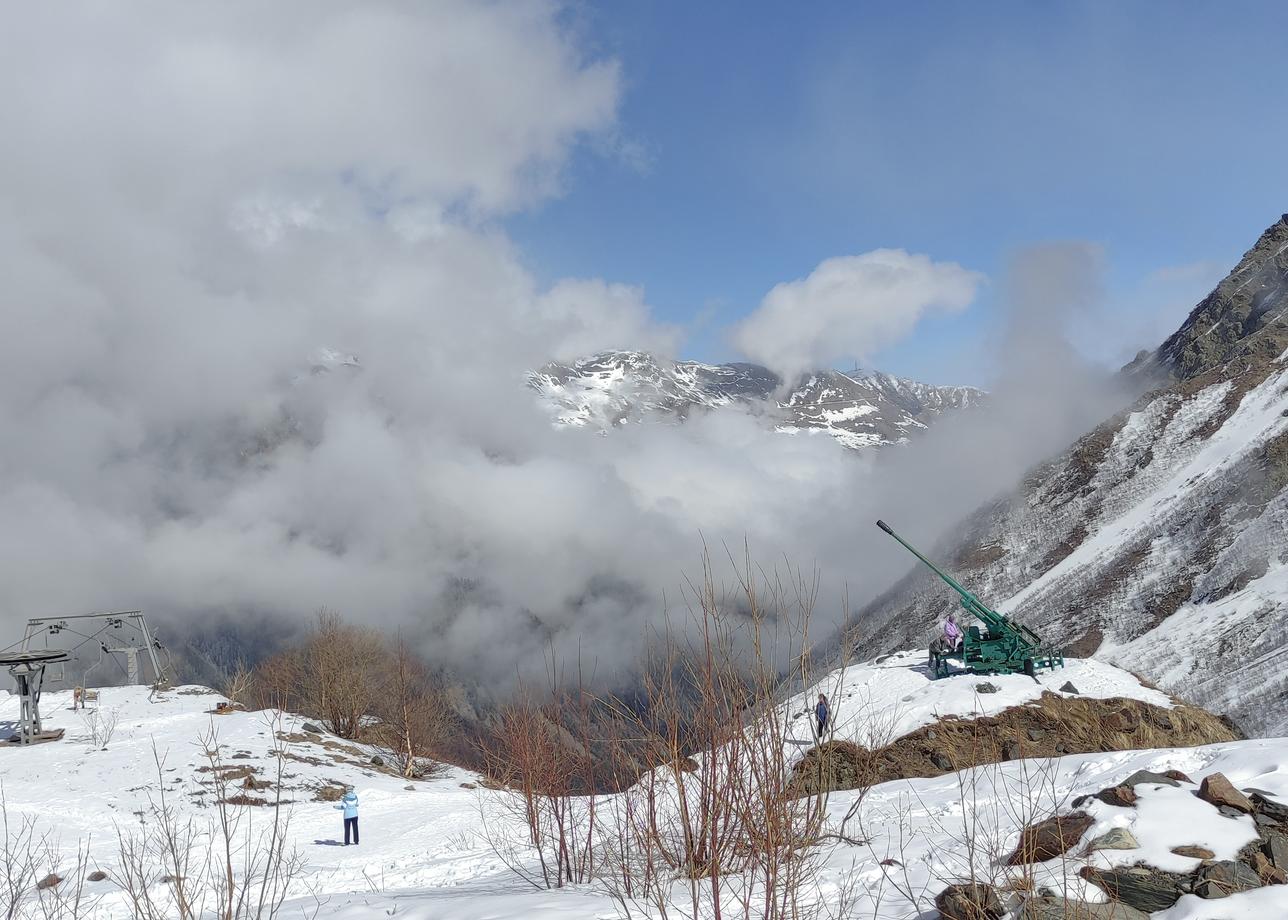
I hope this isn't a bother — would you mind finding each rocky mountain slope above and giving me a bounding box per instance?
[858,214,1288,737]
[530,350,983,450]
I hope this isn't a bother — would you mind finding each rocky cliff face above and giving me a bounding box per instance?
[530,351,983,450]
[859,214,1288,736]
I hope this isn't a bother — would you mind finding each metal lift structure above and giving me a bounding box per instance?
[18,612,171,692]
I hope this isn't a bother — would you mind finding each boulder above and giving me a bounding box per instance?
[1248,850,1287,885]
[35,875,60,891]
[1198,773,1253,814]
[1171,845,1215,860]
[1163,769,1193,783]
[1008,812,1094,864]
[1081,866,1187,913]
[301,722,324,734]
[1262,830,1288,869]
[931,751,953,772]
[1004,741,1022,761]
[1021,896,1149,920]
[370,755,384,767]
[1085,827,1139,853]
[1120,769,1180,789]
[976,682,1000,694]
[87,871,107,883]
[1027,728,1046,742]
[1095,785,1138,808]
[1251,792,1288,823]
[1195,860,1260,898]
[1059,682,1080,695]
[935,883,1003,920]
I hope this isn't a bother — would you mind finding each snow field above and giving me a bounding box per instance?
[0,658,1285,918]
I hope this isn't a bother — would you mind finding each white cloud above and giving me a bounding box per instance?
[537,279,681,361]
[0,2,1125,690]
[732,249,984,380]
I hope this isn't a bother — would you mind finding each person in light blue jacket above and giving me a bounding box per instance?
[334,789,359,845]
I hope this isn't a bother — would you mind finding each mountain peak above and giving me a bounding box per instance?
[531,352,983,450]
[1145,213,1288,381]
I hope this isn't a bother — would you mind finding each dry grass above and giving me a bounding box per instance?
[793,691,1238,793]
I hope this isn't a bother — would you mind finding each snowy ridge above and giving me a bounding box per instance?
[786,650,1171,751]
[530,350,983,450]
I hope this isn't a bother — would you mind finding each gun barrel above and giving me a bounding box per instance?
[874,519,1009,630]
[875,520,972,597]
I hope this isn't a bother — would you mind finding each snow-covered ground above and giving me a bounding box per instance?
[1,662,1286,919]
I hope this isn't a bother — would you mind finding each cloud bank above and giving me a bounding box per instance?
[0,3,1132,690]
[732,250,984,381]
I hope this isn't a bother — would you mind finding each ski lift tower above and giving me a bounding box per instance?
[0,650,69,745]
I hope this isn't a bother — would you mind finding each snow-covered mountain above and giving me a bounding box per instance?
[530,351,984,450]
[859,213,1288,737]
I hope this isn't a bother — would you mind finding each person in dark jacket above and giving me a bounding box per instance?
[815,693,829,738]
[334,788,359,845]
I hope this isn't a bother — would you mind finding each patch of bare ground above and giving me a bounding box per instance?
[791,692,1239,795]
[273,730,403,776]
[1063,625,1103,658]
[311,782,348,802]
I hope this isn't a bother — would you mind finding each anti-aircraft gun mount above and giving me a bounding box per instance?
[876,519,1064,679]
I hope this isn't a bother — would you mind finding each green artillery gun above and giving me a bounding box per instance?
[876,520,1064,679]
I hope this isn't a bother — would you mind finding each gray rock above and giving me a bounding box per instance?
[1004,741,1022,761]
[35,875,60,891]
[370,755,384,767]
[1195,860,1260,898]
[86,871,107,882]
[1217,805,1244,818]
[1082,867,1187,912]
[1022,896,1149,920]
[935,882,1003,920]
[1059,682,1080,694]
[976,682,1000,694]
[1262,830,1288,869]
[1027,728,1046,742]
[1086,827,1139,852]
[1119,769,1181,789]
[931,751,953,771]
[301,722,324,734]
[1251,792,1288,823]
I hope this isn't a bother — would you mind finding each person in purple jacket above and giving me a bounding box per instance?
[929,611,963,666]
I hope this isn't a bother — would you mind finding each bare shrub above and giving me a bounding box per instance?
[537,548,859,920]
[479,654,601,890]
[79,708,120,750]
[114,720,305,920]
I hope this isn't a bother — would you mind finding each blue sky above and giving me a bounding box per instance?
[509,1,1288,386]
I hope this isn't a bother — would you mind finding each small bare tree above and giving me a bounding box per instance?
[373,634,453,778]
[219,660,255,709]
[253,610,387,739]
